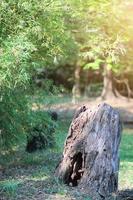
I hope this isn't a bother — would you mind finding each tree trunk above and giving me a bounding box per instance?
[72,64,81,104]
[101,64,117,100]
[55,103,122,200]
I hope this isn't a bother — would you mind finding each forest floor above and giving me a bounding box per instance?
[32,94,133,126]
[46,97,133,126]
[1,97,133,200]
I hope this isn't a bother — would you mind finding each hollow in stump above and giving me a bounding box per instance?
[55,103,122,200]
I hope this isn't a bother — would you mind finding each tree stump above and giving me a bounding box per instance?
[55,103,122,200]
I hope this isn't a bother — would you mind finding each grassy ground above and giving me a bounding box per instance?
[119,129,133,189]
[0,119,133,200]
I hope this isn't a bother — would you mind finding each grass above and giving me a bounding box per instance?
[0,179,21,196]
[0,119,133,200]
[119,129,133,189]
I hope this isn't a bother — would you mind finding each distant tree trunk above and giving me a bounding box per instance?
[55,103,122,200]
[114,78,133,101]
[101,64,117,100]
[72,63,81,104]
[101,64,130,100]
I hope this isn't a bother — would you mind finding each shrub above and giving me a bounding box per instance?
[26,111,56,153]
[0,35,34,150]
[0,89,28,149]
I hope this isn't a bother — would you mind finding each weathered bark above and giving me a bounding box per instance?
[55,103,122,200]
[72,64,81,104]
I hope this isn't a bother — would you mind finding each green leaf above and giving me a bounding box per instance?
[84,59,103,70]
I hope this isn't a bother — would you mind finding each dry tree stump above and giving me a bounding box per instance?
[55,103,122,200]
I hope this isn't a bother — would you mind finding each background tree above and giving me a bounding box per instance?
[64,0,133,100]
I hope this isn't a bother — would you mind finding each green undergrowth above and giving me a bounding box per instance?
[0,119,70,167]
[0,121,133,199]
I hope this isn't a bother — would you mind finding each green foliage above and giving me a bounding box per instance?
[0,35,34,89]
[0,35,33,149]
[0,89,28,149]
[26,110,56,151]
[0,0,76,150]
[65,0,128,74]
[84,59,103,70]
[0,0,76,64]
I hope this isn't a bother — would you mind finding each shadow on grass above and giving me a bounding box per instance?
[0,166,92,200]
[117,189,133,200]
[1,164,133,200]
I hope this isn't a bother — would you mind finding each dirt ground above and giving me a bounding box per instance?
[1,160,133,200]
